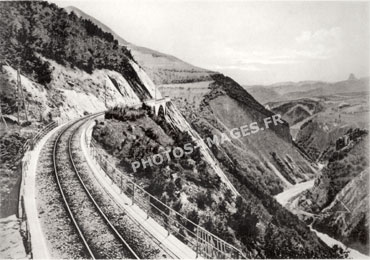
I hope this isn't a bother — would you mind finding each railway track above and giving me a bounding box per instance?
[52,114,139,259]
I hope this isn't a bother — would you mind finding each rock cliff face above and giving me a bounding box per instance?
[313,169,369,255]
[296,132,369,254]
[1,57,155,121]
[187,75,316,193]
[298,133,368,212]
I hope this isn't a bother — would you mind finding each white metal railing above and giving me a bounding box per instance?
[21,121,58,153]
[84,122,246,259]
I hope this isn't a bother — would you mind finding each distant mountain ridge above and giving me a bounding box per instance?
[245,76,369,104]
[64,6,214,85]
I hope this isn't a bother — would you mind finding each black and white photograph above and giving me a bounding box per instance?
[0,0,369,259]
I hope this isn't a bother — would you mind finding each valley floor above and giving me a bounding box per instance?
[275,180,369,259]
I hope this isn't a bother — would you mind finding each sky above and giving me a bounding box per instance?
[51,0,369,85]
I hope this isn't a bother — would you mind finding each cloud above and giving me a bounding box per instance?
[296,27,342,44]
[294,27,343,59]
[202,27,344,73]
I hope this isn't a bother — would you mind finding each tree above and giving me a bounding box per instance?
[86,56,94,74]
[230,198,259,245]
[34,58,52,85]
[186,210,199,233]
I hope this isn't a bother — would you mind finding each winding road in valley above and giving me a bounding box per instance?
[275,178,368,259]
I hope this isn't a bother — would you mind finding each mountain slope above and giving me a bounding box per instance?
[244,85,281,104]
[64,6,214,85]
[296,132,369,254]
[313,168,369,255]
[151,74,345,258]
[0,2,169,257]
[0,1,347,258]
[64,6,129,45]
[0,0,159,223]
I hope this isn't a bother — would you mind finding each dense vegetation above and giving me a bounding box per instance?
[0,1,151,98]
[179,75,346,258]
[94,107,247,248]
[93,105,346,258]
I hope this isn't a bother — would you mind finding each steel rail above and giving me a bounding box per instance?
[52,116,96,259]
[67,114,140,259]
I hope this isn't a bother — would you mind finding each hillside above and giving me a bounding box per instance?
[267,98,323,126]
[113,73,346,257]
[0,0,159,220]
[296,133,369,254]
[313,168,369,255]
[261,80,370,255]
[0,1,349,259]
[93,101,341,258]
[65,6,215,85]
[243,86,281,104]
[163,75,369,257]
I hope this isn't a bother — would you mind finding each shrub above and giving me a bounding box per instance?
[145,128,158,140]
[105,106,147,121]
[165,182,176,198]
[147,174,166,196]
[186,210,199,233]
[219,199,227,213]
[195,192,207,210]
[173,199,182,212]
[229,198,259,244]
[174,177,182,189]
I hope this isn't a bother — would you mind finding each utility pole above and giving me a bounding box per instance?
[16,69,20,124]
[104,77,107,108]
[0,101,8,130]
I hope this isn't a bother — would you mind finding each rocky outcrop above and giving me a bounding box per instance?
[295,132,369,255]
[313,169,369,255]
[190,75,316,192]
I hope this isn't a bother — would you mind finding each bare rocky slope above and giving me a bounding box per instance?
[296,132,369,255]
[313,168,369,254]
[0,1,347,258]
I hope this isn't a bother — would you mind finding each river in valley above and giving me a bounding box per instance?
[275,179,368,259]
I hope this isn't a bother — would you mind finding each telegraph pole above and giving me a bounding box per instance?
[0,101,8,130]
[104,77,107,108]
[16,68,20,124]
